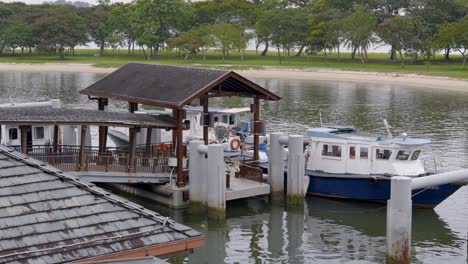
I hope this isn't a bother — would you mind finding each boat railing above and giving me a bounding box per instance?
[422,158,440,174]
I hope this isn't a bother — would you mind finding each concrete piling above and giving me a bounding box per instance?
[268,133,305,205]
[189,140,206,207]
[207,144,226,220]
[269,133,286,200]
[386,176,412,264]
[188,141,226,220]
[286,135,305,206]
[385,169,468,263]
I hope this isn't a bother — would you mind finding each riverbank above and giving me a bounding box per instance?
[0,62,467,93]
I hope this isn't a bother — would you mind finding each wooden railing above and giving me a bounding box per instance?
[11,144,175,174]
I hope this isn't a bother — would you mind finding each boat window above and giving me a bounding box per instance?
[214,116,219,122]
[229,115,235,125]
[322,144,341,157]
[9,128,18,140]
[360,147,368,159]
[34,127,44,140]
[376,149,392,160]
[222,115,228,123]
[349,146,356,159]
[411,150,421,160]
[396,150,411,160]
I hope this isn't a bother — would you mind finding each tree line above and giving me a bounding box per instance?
[0,0,466,67]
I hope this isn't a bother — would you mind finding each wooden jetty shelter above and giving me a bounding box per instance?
[80,63,281,187]
[0,145,204,263]
[0,107,178,183]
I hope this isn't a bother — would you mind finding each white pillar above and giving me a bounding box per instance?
[207,144,226,220]
[386,176,412,264]
[189,140,205,207]
[269,133,285,200]
[412,169,468,189]
[287,135,305,206]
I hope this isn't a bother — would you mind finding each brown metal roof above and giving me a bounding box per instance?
[0,108,176,128]
[0,145,203,263]
[79,63,281,109]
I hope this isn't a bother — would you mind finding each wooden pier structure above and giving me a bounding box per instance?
[0,107,177,183]
[0,63,282,209]
[80,63,281,187]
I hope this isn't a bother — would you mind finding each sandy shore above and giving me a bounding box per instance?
[0,63,467,93]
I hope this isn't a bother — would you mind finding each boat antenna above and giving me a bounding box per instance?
[319,111,323,127]
[383,119,393,138]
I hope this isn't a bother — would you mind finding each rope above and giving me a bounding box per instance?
[411,188,428,198]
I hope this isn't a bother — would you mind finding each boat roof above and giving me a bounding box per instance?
[185,105,250,114]
[307,127,431,146]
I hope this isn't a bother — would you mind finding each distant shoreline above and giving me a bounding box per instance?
[0,62,467,94]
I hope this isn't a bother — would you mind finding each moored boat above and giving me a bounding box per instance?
[304,123,461,208]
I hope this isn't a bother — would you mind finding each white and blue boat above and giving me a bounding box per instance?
[304,124,461,208]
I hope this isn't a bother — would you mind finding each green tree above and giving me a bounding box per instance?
[257,8,309,63]
[377,16,415,65]
[408,0,467,60]
[1,23,33,54]
[132,0,193,56]
[87,2,111,55]
[108,3,137,54]
[167,25,214,60]
[341,5,376,63]
[33,7,86,59]
[433,17,468,69]
[210,23,243,62]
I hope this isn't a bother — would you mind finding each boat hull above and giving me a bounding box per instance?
[306,171,461,208]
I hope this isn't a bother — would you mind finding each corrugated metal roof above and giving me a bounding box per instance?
[80,63,281,108]
[0,146,202,264]
[0,108,176,128]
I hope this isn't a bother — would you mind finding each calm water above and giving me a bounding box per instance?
[0,71,467,263]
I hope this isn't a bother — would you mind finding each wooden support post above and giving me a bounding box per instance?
[146,127,153,155]
[253,95,260,161]
[128,102,138,113]
[128,127,137,173]
[78,125,87,171]
[53,125,59,154]
[201,95,209,145]
[176,109,185,187]
[98,98,108,153]
[19,126,28,154]
[172,109,177,152]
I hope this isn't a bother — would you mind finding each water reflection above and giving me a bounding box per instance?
[137,196,463,264]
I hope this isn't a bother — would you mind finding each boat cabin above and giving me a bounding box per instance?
[1,125,53,147]
[306,127,431,177]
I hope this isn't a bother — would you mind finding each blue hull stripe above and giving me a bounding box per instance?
[306,172,461,208]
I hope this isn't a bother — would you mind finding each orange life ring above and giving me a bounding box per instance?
[157,143,170,156]
[209,140,218,144]
[230,138,241,151]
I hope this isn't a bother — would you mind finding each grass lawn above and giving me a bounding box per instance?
[0,49,467,79]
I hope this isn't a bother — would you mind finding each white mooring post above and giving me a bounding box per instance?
[207,144,226,220]
[189,141,226,220]
[269,133,286,200]
[287,135,305,206]
[189,140,206,207]
[386,169,468,263]
[386,176,412,264]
